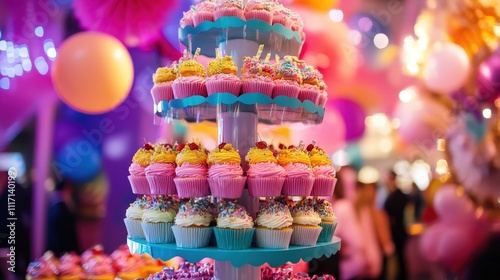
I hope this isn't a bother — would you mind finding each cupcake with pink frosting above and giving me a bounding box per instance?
[114,253,146,280]
[124,195,149,239]
[206,54,241,96]
[214,0,245,20]
[273,55,302,98]
[57,255,84,280]
[180,6,195,28]
[245,141,286,197]
[81,245,104,264]
[271,3,291,28]
[298,62,325,105]
[307,143,337,196]
[82,255,115,280]
[290,198,322,246]
[207,142,245,198]
[174,142,209,198]
[277,142,314,196]
[241,55,275,96]
[172,199,213,248]
[192,0,216,26]
[26,261,57,280]
[128,143,154,194]
[245,0,273,23]
[145,143,178,195]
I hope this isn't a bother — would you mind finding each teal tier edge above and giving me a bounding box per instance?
[178,17,303,57]
[128,237,341,268]
[156,93,325,117]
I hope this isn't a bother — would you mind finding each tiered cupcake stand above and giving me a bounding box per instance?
[127,16,341,280]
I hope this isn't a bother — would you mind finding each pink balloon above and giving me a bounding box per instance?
[433,184,474,223]
[291,105,346,155]
[419,222,445,262]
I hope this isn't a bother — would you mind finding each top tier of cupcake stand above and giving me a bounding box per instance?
[128,16,341,280]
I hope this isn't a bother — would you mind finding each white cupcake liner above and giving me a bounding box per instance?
[171,226,213,248]
[141,222,175,244]
[123,218,145,239]
[255,227,293,249]
[290,225,322,246]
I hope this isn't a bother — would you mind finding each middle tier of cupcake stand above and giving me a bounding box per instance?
[129,16,341,280]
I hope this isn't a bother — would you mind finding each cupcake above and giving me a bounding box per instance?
[273,55,302,98]
[141,254,165,275]
[298,62,324,105]
[110,245,130,261]
[40,251,59,276]
[172,49,207,99]
[180,6,195,28]
[81,245,104,264]
[57,256,84,280]
[206,54,241,96]
[254,200,293,249]
[245,0,273,23]
[171,199,213,248]
[26,261,57,280]
[128,143,154,194]
[114,253,146,280]
[290,11,304,32]
[173,142,209,198]
[241,55,275,96]
[277,143,314,196]
[245,141,285,197]
[214,0,245,20]
[290,198,322,246]
[141,196,176,244]
[145,143,178,195]
[124,195,148,239]
[314,198,338,242]
[59,252,81,266]
[82,255,115,280]
[271,4,292,28]
[207,142,245,198]
[307,143,337,196]
[150,64,177,105]
[213,200,254,249]
[192,0,216,26]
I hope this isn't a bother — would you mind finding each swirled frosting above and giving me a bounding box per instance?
[314,199,337,223]
[255,201,293,229]
[175,199,212,227]
[125,196,149,220]
[291,198,321,226]
[26,261,56,278]
[277,147,311,167]
[313,165,336,178]
[207,56,238,76]
[283,163,313,178]
[115,254,144,273]
[153,66,177,84]
[208,164,243,178]
[207,143,241,165]
[145,162,176,177]
[151,145,178,164]
[142,196,176,223]
[308,147,332,167]
[245,147,277,164]
[246,162,285,178]
[175,163,208,178]
[58,260,83,277]
[131,148,154,167]
[83,256,114,276]
[176,146,208,166]
[216,201,253,229]
[129,162,146,176]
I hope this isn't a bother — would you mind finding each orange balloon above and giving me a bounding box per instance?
[52,32,134,114]
[293,0,338,11]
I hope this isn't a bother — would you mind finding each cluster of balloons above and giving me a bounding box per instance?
[52,32,134,114]
[419,184,489,271]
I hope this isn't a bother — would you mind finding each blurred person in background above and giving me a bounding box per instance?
[383,171,409,280]
[46,178,80,255]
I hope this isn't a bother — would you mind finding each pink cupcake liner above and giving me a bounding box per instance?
[141,222,175,244]
[298,88,320,105]
[128,175,151,195]
[310,177,337,196]
[171,226,213,248]
[123,218,145,239]
[281,176,314,196]
[255,227,293,249]
[207,177,246,199]
[247,177,285,197]
[273,16,291,28]
[172,81,207,99]
[272,83,300,98]
[151,83,174,104]
[146,175,177,195]
[317,92,328,107]
[214,9,245,20]
[242,79,274,96]
[206,79,242,96]
[245,10,273,24]
[193,12,214,26]
[173,177,209,198]
[290,225,322,246]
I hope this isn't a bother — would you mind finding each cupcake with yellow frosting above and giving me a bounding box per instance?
[307,143,337,196]
[150,64,177,105]
[277,142,314,196]
[207,142,245,198]
[145,143,178,195]
[206,54,241,96]
[245,141,285,197]
[173,142,209,198]
[172,49,207,99]
[128,143,154,194]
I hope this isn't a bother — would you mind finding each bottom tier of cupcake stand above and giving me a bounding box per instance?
[128,237,341,280]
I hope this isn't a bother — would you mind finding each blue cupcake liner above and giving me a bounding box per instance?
[213,228,255,250]
[317,222,338,243]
